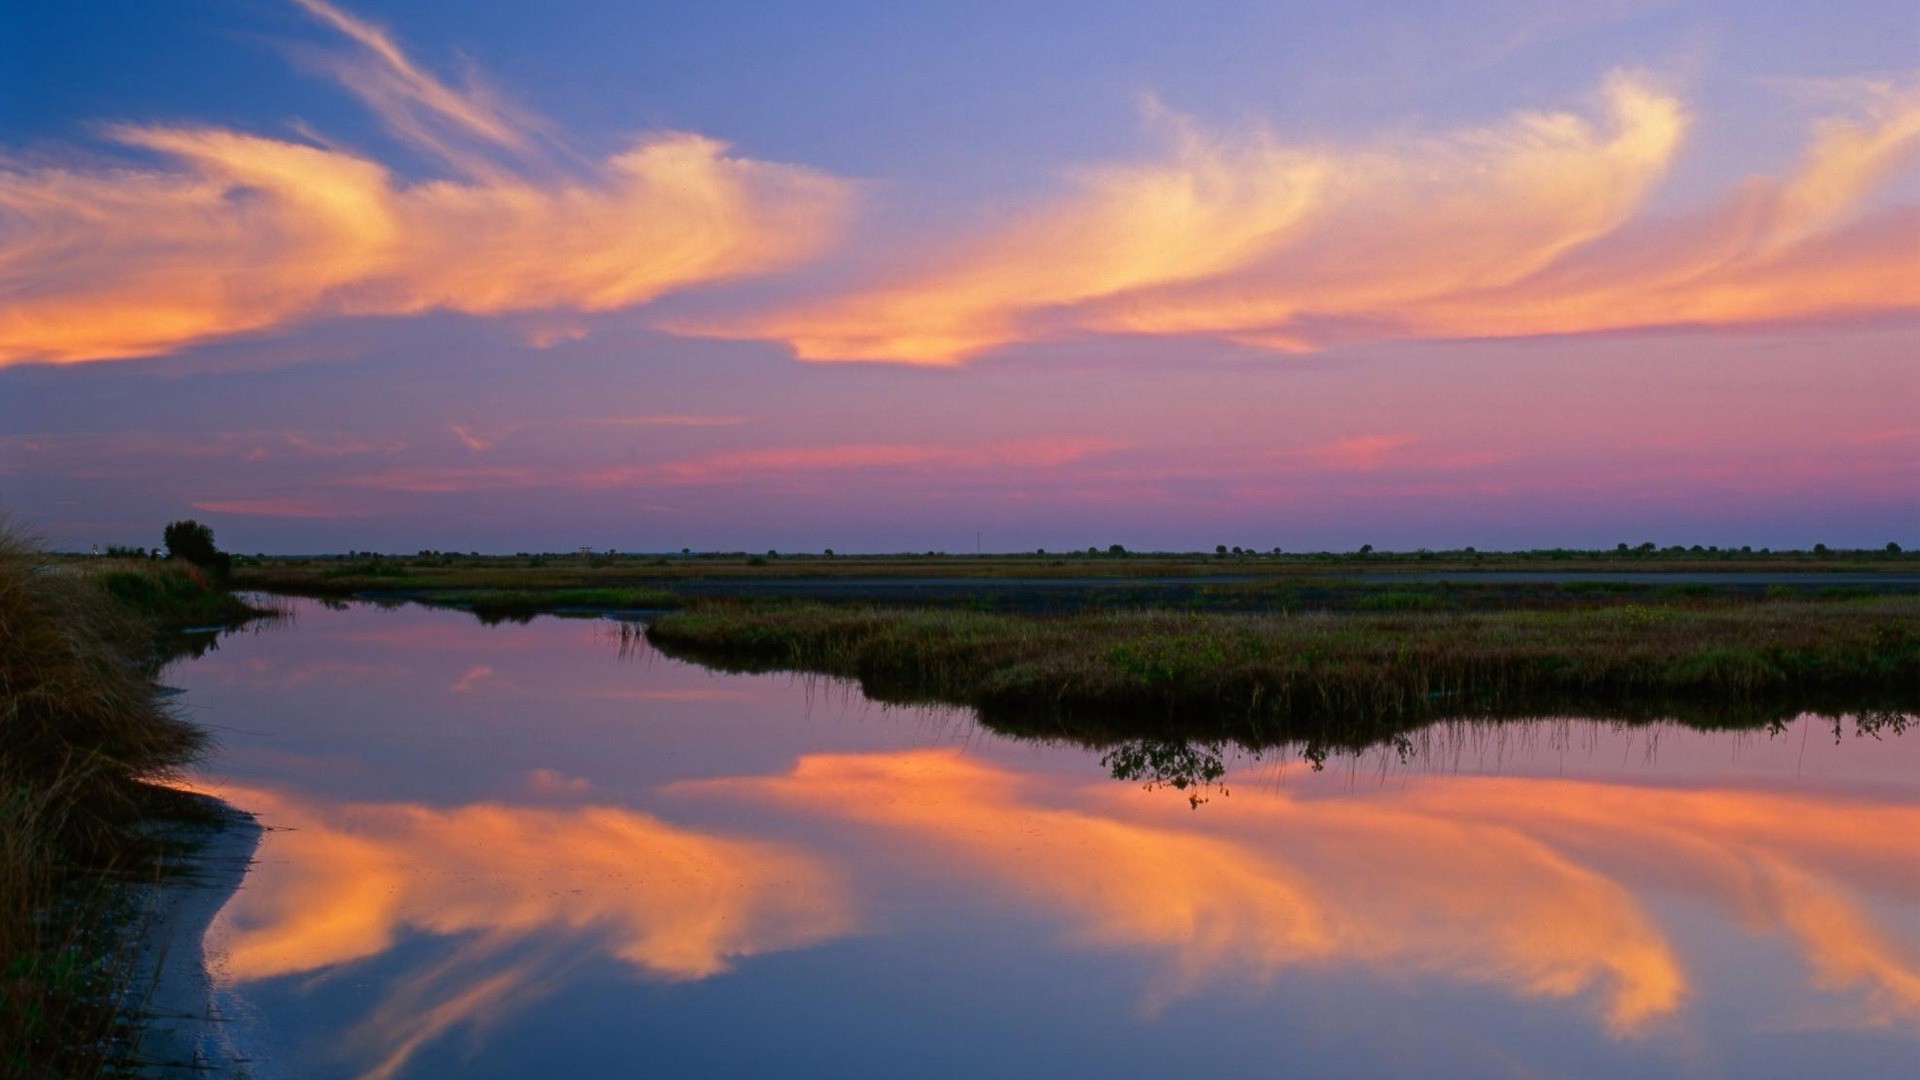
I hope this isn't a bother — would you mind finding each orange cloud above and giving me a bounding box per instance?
[190,497,371,519]
[688,72,1919,363]
[0,1,848,366]
[1399,778,1920,1028]
[698,750,1920,1034]
[207,783,852,984]
[1304,433,1419,471]
[697,751,1683,1032]
[334,435,1122,493]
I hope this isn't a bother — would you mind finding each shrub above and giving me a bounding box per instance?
[162,520,230,577]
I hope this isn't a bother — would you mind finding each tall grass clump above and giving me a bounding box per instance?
[0,524,207,1076]
[648,598,1920,755]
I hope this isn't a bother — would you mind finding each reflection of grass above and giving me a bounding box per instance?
[1,528,214,1074]
[648,598,1920,761]
[432,588,683,623]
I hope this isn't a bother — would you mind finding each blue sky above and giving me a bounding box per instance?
[1,1,1914,552]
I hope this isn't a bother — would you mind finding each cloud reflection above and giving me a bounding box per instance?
[698,749,1920,1035]
[206,782,852,1076]
[211,784,851,983]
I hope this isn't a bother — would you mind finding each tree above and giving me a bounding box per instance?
[1889,542,1903,554]
[1215,545,1228,556]
[163,519,230,575]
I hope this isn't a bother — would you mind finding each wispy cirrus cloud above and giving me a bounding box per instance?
[335,435,1123,493]
[684,72,1919,364]
[190,497,372,519]
[580,414,750,428]
[0,0,850,367]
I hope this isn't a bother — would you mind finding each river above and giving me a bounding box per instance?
[168,598,1920,1078]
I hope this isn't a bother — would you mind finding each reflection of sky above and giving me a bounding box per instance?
[5,2,1917,552]
[174,602,1920,1079]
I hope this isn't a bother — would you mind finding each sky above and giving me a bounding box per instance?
[1,0,1915,554]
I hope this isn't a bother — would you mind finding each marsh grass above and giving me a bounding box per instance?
[91,559,264,632]
[648,599,1920,758]
[232,546,1920,600]
[0,526,211,1076]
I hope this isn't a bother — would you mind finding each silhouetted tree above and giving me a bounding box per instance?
[163,519,231,576]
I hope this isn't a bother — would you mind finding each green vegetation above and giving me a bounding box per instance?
[161,519,230,578]
[232,543,1920,594]
[92,560,265,633]
[226,545,1920,622]
[647,598,1920,764]
[2,521,272,1076]
[0,526,214,1075]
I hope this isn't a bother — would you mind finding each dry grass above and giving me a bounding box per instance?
[1,524,208,1076]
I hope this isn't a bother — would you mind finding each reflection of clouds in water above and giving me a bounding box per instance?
[203,656,412,689]
[203,749,1920,1076]
[213,784,850,981]
[448,664,500,693]
[207,783,852,1077]
[1396,779,1920,1029]
[574,688,762,703]
[696,750,1920,1035]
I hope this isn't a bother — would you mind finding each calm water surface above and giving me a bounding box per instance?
[171,600,1920,1079]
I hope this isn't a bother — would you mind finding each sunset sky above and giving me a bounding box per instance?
[3,0,1915,553]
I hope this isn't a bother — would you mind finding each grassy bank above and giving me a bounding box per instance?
[89,559,266,634]
[647,598,1920,760]
[0,532,252,1075]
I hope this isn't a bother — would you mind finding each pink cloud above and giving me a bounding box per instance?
[336,436,1124,494]
[0,1,849,366]
[191,497,371,519]
[682,74,1919,364]
[1304,434,1420,471]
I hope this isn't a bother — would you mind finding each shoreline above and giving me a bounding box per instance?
[128,796,262,1079]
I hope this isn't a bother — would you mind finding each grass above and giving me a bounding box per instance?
[647,597,1920,763]
[0,527,236,1076]
[228,545,1920,598]
[89,559,269,632]
[224,547,1920,622]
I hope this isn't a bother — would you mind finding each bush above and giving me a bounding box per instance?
[162,520,230,577]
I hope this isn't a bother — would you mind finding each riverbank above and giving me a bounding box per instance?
[0,529,265,1076]
[128,797,260,1078]
[646,597,1920,759]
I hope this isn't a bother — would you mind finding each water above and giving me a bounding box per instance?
[170,599,1920,1079]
